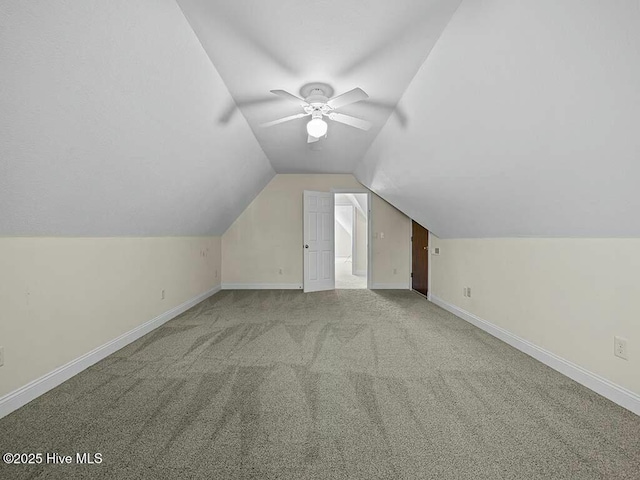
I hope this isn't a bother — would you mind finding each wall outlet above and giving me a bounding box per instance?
[393,268,397,275]
[380,232,385,239]
[614,336,628,360]
[215,269,218,279]
[161,289,165,300]
[0,346,4,367]
[463,287,467,297]
[279,268,283,275]
[432,247,440,255]
[467,287,471,298]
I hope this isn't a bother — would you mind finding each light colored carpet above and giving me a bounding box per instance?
[335,257,366,289]
[1,290,639,479]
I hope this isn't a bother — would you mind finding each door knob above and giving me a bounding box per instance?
[424,246,427,250]
[304,245,309,248]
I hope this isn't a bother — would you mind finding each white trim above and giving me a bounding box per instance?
[366,192,372,290]
[0,285,221,420]
[222,283,302,290]
[351,204,357,276]
[427,231,433,301]
[371,282,411,290]
[429,294,640,416]
[354,270,367,276]
[330,187,370,193]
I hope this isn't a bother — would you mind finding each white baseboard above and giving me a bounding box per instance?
[222,283,302,290]
[429,294,640,416]
[371,283,411,289]
[0,285,221,420]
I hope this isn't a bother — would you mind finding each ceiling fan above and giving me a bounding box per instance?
[260,87,372,143]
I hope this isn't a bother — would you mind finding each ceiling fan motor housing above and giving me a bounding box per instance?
[305,89,329,107]
[304,89,333,118]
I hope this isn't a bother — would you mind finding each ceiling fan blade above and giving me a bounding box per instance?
[270,90,309,107]
[327,88,369,109]
[307,135,320,143]
[260,112,309,128]
[328,112,372,131]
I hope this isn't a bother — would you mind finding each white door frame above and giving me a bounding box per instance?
[427,230,432,301]
[350,204,357,275]
[331,188,372,289]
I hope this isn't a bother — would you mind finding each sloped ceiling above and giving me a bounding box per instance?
[355,0,640,238]
[177,0,461,173]
[3,0,639,239]
[0,0,274,236]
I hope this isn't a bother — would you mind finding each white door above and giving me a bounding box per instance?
[303,190,335,292]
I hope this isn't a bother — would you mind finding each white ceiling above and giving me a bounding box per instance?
[177,0,461,173]
[356,0,640,237]
[0,0,274,235]
[3,0,639,239]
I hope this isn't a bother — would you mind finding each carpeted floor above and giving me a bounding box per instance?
[335,257,367,289]
[1,290,639,479]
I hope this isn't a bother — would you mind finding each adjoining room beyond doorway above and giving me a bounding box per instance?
[334,193,368,289]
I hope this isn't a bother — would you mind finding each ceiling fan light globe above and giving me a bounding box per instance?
[307,118,328,138]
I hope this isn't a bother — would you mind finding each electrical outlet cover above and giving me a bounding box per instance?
[614,336,628,360]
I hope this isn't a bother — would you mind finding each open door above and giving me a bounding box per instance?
[412,220,428,296]
[303,191,335,292]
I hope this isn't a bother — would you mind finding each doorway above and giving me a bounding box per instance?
[334,193,368,289]
[302,189,371,292]
[412,220,428,296]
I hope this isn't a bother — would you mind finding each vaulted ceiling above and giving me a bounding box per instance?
[2,0,639,238]
[177,0,461,173]
[356,0,640,237]
[0,0,274,235]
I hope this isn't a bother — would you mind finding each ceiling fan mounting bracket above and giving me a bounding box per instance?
[299,82,334,99]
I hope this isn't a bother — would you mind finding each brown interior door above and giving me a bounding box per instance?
[412,220,429,296]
